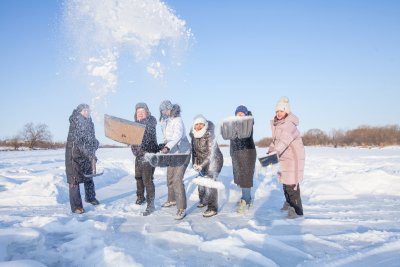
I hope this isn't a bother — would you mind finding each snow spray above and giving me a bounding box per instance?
[63,0,192,113]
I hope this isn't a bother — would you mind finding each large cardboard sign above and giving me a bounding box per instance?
[104,114,145,145]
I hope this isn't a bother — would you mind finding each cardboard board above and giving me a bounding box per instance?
[104,114,145,145]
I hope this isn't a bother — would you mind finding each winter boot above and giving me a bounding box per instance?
[175,209,186,220]
[203,208,217,218]
[162,200,176,208]
[287,206,301,219]
[280,201,290,211]
[136,196,146,205]
[73,208,85,214]
[143,204,155,216]
[197,202,206,208]
[237,199,249,214]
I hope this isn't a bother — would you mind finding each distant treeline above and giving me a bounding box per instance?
[256,125,400,148]
[2,123,400,150]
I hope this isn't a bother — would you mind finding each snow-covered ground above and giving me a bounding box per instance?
[0,147,400,267]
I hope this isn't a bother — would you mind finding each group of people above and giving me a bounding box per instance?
[65,97,305,220]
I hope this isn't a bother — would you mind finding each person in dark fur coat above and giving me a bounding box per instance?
[190,115,223,217]
[65,104,100,214]
[131,102,159,216]
[230,105,257,213]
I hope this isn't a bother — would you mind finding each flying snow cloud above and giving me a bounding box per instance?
[63,0,192,107]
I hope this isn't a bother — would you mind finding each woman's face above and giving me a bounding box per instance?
[194,123,205,131]
[161,109,171,117]
[276,110,287,120]
[236,112,246,117]
[136,108,147,120]
[80,108,91,118]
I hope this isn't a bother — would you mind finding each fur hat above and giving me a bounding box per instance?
[159,100,173,112]
[76,103,90,112]
[193,114,207,126]
[135,102,150,114]
[275,96,291,114]
[235,105,248,115]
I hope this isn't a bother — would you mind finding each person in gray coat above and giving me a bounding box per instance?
[190,115,223,217]
[65,104,100,214]
[131,102,159,216]
[230,105,257,213]
[159,102,191,220]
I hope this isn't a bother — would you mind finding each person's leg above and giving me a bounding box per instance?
[162,167,176,207]
[84,179,98,204]
[171,164,188,210]
[69,183,83,212]
[241,187,251,204]
[284,184,303,215]
[207,187,218,212]
[135,177,146,204]
[142,162,155,215]
[197,185,206,207]
[135,158,146,205]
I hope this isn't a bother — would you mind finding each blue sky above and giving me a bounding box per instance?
[1,0,399,145]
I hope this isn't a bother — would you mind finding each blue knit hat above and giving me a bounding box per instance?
[235,105,248,115]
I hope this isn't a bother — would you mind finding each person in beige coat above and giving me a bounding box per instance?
[268,97,305,218]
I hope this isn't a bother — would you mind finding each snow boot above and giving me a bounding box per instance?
[143,205,155,216]
[162,200,176,208]
[136,196,146,205]
[280,201,290,211]
[85,198,100,205]
[203,209,217,218]
[237,199,249,214]
[287,206,301,219]
[197,202,206,208]
[175,209,186,220]
[73,208,85,214]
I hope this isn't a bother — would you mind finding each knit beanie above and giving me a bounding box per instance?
[235,105,248,115]
[275,96,291,114]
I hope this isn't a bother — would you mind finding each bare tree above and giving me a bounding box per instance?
[21,123,52,149]
[9,135,23,150]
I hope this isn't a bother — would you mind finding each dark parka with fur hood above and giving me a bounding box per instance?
[190,120,223,176]
[65,105,99,184]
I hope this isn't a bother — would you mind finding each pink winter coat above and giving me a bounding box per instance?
[269,113,305,186]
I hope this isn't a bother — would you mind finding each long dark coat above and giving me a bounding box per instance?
[230,120,256,188]
[65,109,99,184]
[190,121,223,176]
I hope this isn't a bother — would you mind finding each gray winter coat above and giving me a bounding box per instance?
[190,121,223,176]
[65,109,99,184]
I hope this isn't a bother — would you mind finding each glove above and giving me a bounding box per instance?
[161,146,170,154]
[193,164,202,172]
[158,143,166,151]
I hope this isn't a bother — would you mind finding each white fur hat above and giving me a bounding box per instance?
[193,114,207,126]
[275,96,291,114]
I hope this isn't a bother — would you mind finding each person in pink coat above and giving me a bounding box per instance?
[268,97,305,218]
